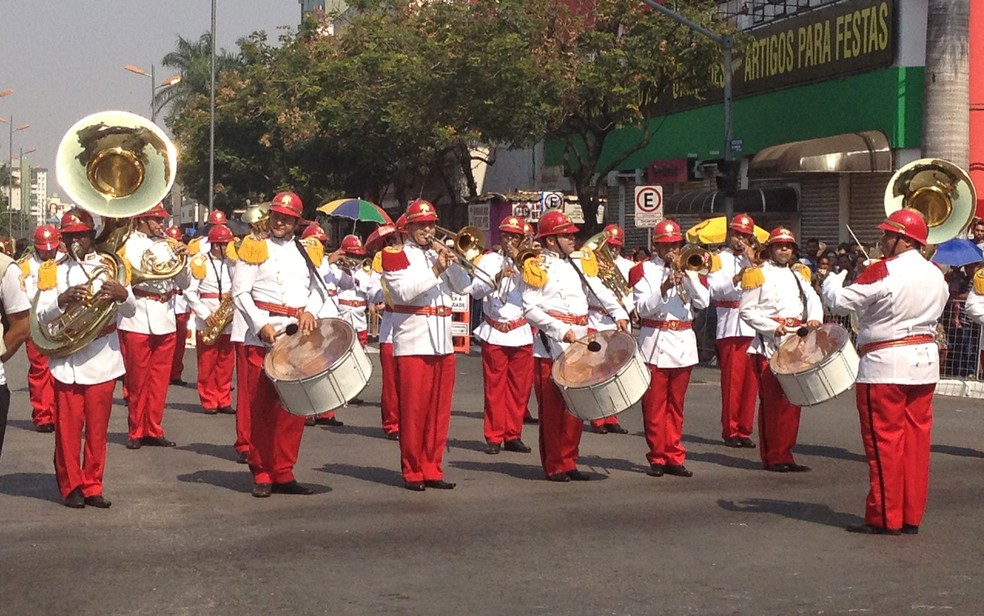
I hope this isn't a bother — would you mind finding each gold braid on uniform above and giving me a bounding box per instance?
[301,238,324,265]
[579,246,598,277]
[37,259,59,291]
[741,265,765,290]
[708,253,722,273]
[190,255,207,280]
[792,262,812,283]
[522,255,547,288]
[237,235,269,265]
[372,251,383,274]
[226,242,238,262]
[974,268,984,295]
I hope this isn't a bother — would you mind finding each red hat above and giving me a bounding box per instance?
[603,224,625,246]
[164,226,183,241]
[365,224,398,252]
[499,216,527,235]
[652,219,684,243]
[301,224,328,242]
[766,226,797,246]
[729,213,755,235]
[878,208,928,246]
[395,214,408,234]
[405,199,439,224]
[33,224,61,250]
[535,209,579,239]
[270,191,303,218]
[137,203,169,219]
[340,234,367,255]
[522,221,534,236]
[207,210,228,225]
[61,208,95,233]
[207,225,234,244]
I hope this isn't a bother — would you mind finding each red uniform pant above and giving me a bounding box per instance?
[170,311,191,381]
[753,354,802,467]
[379,342,399,436]
[233,342,252,456]
[53,379,115,499]
[396,354,455,483]
[641,365,692,466]
[534,357,583,477]
[120,330,176,440]
[242,345,306,484]
[716,336,758,440]
[481,343,533,444]
[26,338,55,427]
[856,382,935,530]
[195,332,234,410]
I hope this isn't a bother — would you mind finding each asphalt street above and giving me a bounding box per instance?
[1,344,982,615]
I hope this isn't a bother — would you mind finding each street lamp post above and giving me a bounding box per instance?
[19,147,36,239]
[124,64,182,123]
[0,117,29,237]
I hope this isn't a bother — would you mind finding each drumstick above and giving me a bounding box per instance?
[573,338,602,352]
[275,323,299,338]
[845,224,871,262]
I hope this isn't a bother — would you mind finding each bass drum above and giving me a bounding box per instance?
[769,323,859,407]
[263,318,373,416]
[551,330,651,421]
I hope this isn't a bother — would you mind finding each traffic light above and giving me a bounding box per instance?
[716,159,741,196]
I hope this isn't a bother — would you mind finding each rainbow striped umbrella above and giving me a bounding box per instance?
[316,198,393,224]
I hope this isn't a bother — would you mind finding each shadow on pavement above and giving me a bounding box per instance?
[794,443,866,463]
[577,454,648,475]
[717,498,862,529]
[5,419,42,433]
[177,469,262,494]
[178,442,241,463]
[453,410,484,421]
[318,463,405,488]
[931,444,984,458]
[0,472,60,503]
[317,424,395,441]
[450,460,544,481]
[687,451,762,470]
[447,437,491,453]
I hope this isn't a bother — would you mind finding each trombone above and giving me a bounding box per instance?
[425,225,498,288]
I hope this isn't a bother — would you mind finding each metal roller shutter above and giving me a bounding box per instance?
[797,175,841,247]
[849,173,893,245]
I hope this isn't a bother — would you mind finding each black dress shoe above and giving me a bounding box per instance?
[125,438,142,450]
[63,488,85,509]
[646,464,665,477]
[523,414,539,425]
[739,437,756,448]
[84,495,112,509]
[664,464,693,477]
[349,397,364,405]
[424,479,456,490]
[142,436,176,447]
[606,423,629,434]
[217,406,236,415]
[170,378,188,387]
[236,450,249,464]
[385,432,400,441]
[546,473,571,482]
[404,482,426,492]
[786,463,812,472]
[315,417,344,426]
[503,439,532,453]
[485,442,502,455]
[902,524,919,535]
[252,483,273,498]
[35,423,55,433]
[271,480,314,495]
[591,425,608,434]
[766,463,791,473]
[845,524,901,536]
[566,469,591,481]
[203,408,218,415]
[304,416,316,426]
[723,437,741,448]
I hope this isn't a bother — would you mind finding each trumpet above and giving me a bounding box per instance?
[337,254,371,272]
[671,245,711,303]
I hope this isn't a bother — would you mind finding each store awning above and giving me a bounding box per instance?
[748,130,892,177]
[664,187,799,216]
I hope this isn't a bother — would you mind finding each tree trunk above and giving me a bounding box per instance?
[923,0,970,168]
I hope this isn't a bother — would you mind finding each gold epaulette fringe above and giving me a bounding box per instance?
[37,260,58,291]
[238,235,269,265]
[741,266,765,290]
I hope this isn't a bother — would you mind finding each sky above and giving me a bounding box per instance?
[0,1,302,200]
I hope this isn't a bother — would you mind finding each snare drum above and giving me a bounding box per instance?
[551,330,651,421]
[769,323,859,407]
[263,318,373,416]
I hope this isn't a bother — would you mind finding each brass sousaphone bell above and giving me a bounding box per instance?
[884,158,977,247]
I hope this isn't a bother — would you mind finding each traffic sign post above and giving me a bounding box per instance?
[634,185,664,228]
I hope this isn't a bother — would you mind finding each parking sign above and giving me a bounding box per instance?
[634,186,663,227]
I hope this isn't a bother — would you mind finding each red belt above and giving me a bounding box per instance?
[339,299,367,308]
[253,300,305,319]
[859,334,936,357]
[545,311,588,326]
[390,304,453,317]
[200,293,230,300]
[133,289,175,303]
[714,300,740,309]
[772,317,804,327]
[484,314,528,333]
[640,319,692,331]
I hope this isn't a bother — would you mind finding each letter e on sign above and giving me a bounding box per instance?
[634,186,663,228]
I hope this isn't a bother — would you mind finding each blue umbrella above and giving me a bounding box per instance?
[931,238,983,267]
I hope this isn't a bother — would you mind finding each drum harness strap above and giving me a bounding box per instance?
[756,263,810,356]
[294,236,342,315]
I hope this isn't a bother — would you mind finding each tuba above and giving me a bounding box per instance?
[584,230,631,298]
[884,158,977,247]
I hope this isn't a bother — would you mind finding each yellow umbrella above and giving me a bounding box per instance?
[685,216,770,245]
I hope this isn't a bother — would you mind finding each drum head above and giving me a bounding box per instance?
[264,318,356,382]
[770,323,850,375]
[552,330,638,388]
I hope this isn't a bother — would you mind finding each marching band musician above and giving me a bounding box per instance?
[821,209,949,535]
[521,220,539,425]
[706,214,760,449]
[165,225,192,387]
[629,220,710,478]
[118,203,190,450]
[366,222,403,440]
[965,268,984,325]
[335,234,375,348]
[184,224,236,416]
[587,223,633,435]
[35,208,136,508]
[232,191,324,497]
[187,209,230,257]
[738,227,822,473]
[20,224,64,432]
[0,231,31,460]
[520,209,629,482]
[382,200,471,491]
[469,215,534,455]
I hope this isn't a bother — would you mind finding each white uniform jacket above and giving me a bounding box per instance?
[739,261,823,359]
[468,251,533,347]
[185,253,234,330]
[586,254,635,332]
[337,268,374,333]
[232,237,325,348]
[36,252,136,385]
[118,230,191,335]
[0,260,31,386]
[965,285,984,325]
[521,250,628,361]
[821,250,948,384]
[632,257,710,368]
[382,243,471,356]
[312,259,349,320]
[706,249,756,338]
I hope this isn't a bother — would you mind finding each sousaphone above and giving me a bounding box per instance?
[884,158,977,246]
